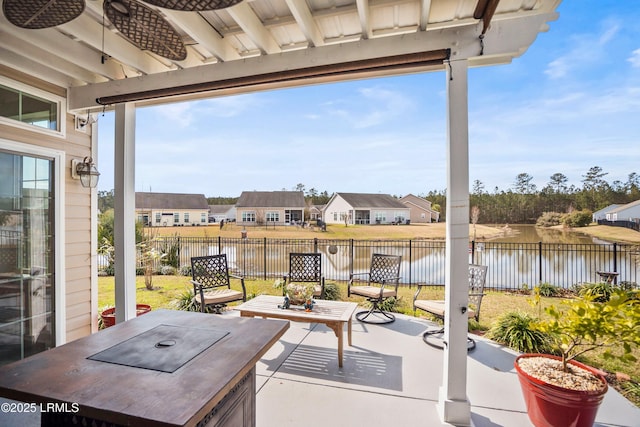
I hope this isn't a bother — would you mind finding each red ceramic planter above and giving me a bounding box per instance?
[514,354,608,427]
[101,304,152,328]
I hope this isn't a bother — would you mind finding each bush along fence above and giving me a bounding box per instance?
[98,237,640,291]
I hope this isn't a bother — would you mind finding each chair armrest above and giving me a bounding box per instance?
[413,284,425,302]
[229,274,247,301]
[347,272,369,296]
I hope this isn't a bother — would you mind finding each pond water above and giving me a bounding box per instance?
[489,224,598,244]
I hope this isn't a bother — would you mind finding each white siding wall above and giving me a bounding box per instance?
[323,195,354,224]
[0,67,95,343]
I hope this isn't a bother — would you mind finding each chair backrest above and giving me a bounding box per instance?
[369,253,402,285]
[468,264,488,320]
[288,253,322,283]
[190,254,231,290]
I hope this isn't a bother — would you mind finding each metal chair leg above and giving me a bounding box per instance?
[355,299,395,324]
[422,327,476,351]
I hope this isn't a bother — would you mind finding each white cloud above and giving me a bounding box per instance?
[545,22,620,79]
[628,48,640,68]
[154,103,194,128]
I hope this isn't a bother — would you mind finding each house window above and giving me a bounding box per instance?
[374,212,386,222]
[0,147,57,365]
[174,213,179,223]
[0,78,64,135]
[242,211,255,222]
[155,213,161,223]
[201,213,207,223]
[184,213,190,223]
[333,212,338,221]
[266,212,279,222]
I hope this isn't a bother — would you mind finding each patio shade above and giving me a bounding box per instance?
[95,49,451,105]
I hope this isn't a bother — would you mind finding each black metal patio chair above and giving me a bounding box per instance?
[348,253,402,324]
[190,254,246,313]
[283,252,325,300]
[413,264,488,351]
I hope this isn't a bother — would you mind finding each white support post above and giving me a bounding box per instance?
[113,103,137,324]
[438,58,472,426]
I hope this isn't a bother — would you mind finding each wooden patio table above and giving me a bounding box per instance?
[235,295,358,367]
[0,309,288,427]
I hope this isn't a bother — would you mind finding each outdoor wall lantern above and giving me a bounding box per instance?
[71,157,100,188]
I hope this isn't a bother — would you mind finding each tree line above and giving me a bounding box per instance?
[427,166,640,224]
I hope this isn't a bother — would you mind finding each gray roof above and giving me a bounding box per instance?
[608,199,640,213]
[209,205,235,214]
[338,193,407,209]
[236,191,305,208]
[136,192,209,210]
[400,194,433,211]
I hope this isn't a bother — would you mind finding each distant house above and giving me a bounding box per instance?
[593,204,620,222]
[235,191,305,225]
[322,193,410,225]
[399,194,440,223]
[605,200,640,222]
[136,192,210,227]
[209,204,236,223]
[307,205,324,221]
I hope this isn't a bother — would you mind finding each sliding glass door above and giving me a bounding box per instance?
[0,149,55,365]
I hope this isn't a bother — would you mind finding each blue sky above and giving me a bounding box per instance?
[97,1,640,198]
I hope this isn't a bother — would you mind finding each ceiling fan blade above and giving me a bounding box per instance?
[141,0,243,11]
[104,0,187,61]
[3,0,85,29]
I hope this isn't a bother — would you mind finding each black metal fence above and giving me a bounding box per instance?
[100,237,639,290]
[597,219,640,232]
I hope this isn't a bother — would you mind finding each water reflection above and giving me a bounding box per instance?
[490,225,597,244]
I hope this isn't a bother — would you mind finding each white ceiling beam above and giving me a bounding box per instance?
[0,47,85,88]
[0,15,126,82]
[226,2,281,55]
[162,10,241,62]
[59,14,170,75]
[420,0,432,30]
[356,0,372,39]
[0,31,108,85]
[285,0,325,47]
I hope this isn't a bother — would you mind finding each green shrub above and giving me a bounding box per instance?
[578,281,614,302]
[160,265,177,275]
[536,212,564,227]
[537,282,559,297]
[179,265,192,276]
[562,209,593,227]
[487,311,550,354]
[322,282,341,301]
[171,288,216,313]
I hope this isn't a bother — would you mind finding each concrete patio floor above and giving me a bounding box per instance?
[246,311,640,427]
[2,310,639,427]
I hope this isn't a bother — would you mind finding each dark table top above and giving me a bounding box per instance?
[0,309,289,426]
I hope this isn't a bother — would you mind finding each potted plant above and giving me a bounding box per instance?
[514,288,640,427]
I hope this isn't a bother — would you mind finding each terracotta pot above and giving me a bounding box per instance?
[101,304,152,328]
[514,354,608,427]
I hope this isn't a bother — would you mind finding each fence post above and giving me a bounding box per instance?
[217,236,221,254]
[538,241,543,283]
[314,238,318,253]
[613,242,618,283]
[471,240,475,264]
[408,239,412,287]
[349,239,354,278]
[264,237,267,280]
